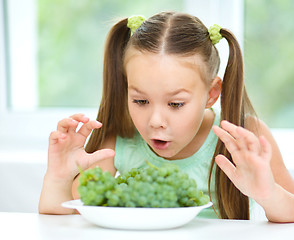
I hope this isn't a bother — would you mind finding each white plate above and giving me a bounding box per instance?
[62,199,213,230]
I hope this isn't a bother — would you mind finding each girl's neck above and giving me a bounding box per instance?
[168,108,215,160]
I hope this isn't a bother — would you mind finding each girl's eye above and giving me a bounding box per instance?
[133,99,149,105]
[168,102,185,108]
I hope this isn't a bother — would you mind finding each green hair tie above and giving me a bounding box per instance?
[127,15,146,35]
[208,24,223,45]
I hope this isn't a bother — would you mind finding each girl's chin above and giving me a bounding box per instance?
[149,144,179,160]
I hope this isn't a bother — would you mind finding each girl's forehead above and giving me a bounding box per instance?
[126,50,209,93]
[124,48,208,84]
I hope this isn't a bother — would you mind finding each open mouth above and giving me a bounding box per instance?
[151,139,170,150]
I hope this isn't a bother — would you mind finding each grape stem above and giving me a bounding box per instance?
[77,165,84,174]
[145,160,159,170]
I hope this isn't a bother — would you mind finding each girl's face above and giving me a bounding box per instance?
[126,51,214,160]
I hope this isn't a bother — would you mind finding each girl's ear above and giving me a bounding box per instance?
[206,77,222,108]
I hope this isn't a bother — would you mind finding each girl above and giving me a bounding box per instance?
[39,12,294,222]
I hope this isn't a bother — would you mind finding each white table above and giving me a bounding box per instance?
[0,212,293,240]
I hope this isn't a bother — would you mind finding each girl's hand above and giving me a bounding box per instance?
[46,113,115,182]
[39,114,115,214]
[212,120,275,202]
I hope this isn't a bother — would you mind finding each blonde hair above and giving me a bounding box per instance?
[86,12,256,219]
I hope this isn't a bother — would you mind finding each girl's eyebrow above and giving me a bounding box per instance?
[128,86,144,94]
[168,88,191,96]
[128,86,191,96]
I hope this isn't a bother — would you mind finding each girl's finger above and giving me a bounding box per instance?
[68,114,90,134]
[78,120,102,139]
[49,131,67,145]
[220,121,250,150]
[219,120,250,152]
[220,120,260,153]
[213,125,239,154]
[57,118,79,133]
[69,113,90,123]
[215,154,237,183]
[219,120,239,139]
[259,136,272,161]
[57,114,90,134]
[236,126,261,153]
[85,149,116,168]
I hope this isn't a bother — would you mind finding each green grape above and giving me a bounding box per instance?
[78,162,210,208]
[78,167,116,206]
[196,194,210,206]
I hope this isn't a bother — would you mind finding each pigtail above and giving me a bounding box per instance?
[209,29,256,219]
[86,18,135,153]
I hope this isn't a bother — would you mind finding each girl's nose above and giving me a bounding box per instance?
[149,108,167,129]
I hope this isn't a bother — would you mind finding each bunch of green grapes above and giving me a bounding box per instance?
[78,162,210,207]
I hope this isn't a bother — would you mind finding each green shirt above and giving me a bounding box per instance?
[114,108,220,218]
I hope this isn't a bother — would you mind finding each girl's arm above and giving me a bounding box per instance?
[213,119,294,223]
[38,114,115,215]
